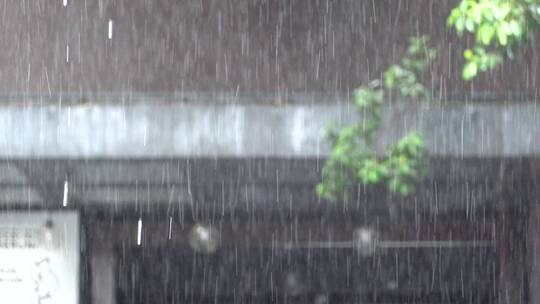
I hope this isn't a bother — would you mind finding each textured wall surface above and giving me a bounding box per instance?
[0,103,539,158]
[0,0,537,100]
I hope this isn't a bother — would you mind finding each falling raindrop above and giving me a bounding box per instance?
[108,20,114,40]
[168,217,173,240]
[62,180,69,207]
[137,218,142,246]
[66,45,69,63]
[62,0,67,7]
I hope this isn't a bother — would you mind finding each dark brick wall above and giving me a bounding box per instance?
[1,0,538,101]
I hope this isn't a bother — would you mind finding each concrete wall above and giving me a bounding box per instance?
[0,103,539,158]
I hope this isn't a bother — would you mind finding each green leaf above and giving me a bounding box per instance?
[471,5,482,23]
[463,61,478,80]
[455,18,465,33]
[315,184,325,196]
[464,49,474,60]
[465,19,475,31]
[477,25,495,45]
[368,170,380,183]
[399,184,413,196]
[388,178,400,193]
[497,24,509,46]
[509,20,522,37]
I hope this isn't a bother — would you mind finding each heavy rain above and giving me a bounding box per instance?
[0,0,539,304]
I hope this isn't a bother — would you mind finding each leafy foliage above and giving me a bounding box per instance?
[316,37,435,203]
[448,0,540,79]
[317,1,539,204]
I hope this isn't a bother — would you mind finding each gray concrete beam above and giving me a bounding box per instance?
[0,103,538,158]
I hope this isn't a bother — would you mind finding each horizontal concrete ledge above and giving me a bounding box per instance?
[0,158,514,214]
[0,102,538,158]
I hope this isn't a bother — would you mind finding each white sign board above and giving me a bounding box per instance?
[0,211,79,304]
